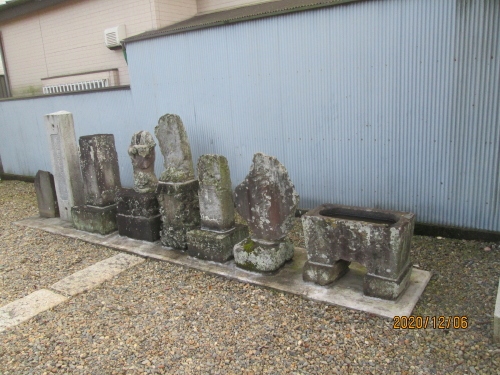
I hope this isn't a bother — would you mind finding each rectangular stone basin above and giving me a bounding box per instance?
[302,204,416,300]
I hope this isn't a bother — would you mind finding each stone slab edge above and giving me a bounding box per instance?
[50,253,145,296]
[14,217,432,319]
[494,277,500,343]
[0,289,67,332]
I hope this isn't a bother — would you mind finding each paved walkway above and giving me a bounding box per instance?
[0,253,144,332]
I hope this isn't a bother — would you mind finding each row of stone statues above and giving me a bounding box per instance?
[40,112,301,273]
[37,111,415,300]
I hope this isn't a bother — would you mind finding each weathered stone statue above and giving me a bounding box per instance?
[71,134,121,235]
[233,153,299,272]
[155,114,195,183]
[128,131,158,193]
[155,114,200,249]
[116,131,161,242]
[187,155,248,262]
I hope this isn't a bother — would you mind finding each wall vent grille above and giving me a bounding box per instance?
[42,79,109,94]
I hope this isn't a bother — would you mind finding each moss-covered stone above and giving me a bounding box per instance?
[233,237,294,272]
[71,204,117,235]
[187,224,248,262]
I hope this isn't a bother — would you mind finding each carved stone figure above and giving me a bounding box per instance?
[128,131,158,193]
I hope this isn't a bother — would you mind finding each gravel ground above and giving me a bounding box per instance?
[0,180,499,375]
[0,181,116,304]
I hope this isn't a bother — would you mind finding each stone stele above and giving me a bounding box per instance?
[79,134,121,206]
[44,111,85,221]
[34,170,59,218]
[187,154,249,262]
[233,153,299,272]
[128,131,158,193]
[71,134,121,235]
[154,114,194,183]
[198,154,235,231]
[234,153,299,241]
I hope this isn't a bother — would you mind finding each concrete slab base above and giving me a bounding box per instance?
[0,289,67,332]
[15,217,432,318]
[494,277,500,343]
[51,253,145,296]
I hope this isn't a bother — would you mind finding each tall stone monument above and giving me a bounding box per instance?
[116,131,161,242]
[187,155,248,262]
[71,134,121,235]
[44,111,85,221]
[233,153,300,272]
[155,114,200,249]
[34,170,59,218]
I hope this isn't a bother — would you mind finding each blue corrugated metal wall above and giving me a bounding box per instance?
[0,0,499,231]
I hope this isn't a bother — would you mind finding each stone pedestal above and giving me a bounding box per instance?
[34,170,59,218]
[156,180,200,249]
[233,237,294,272]
[187,225,248,262]
[44,111,85,221]
[71,204,117,235]
[116,189,161,242]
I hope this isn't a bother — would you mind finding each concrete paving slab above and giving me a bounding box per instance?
[494,277,500,343]
[15,217,431,318]
[50,253,145,296]
[0,289,67,332]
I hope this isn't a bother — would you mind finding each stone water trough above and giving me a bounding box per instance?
[302,204,415,300]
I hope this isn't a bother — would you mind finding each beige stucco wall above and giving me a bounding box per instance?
[0,0,278,96]
[197,0,279,14]
[0,0,196,97]
[156,0,197,29]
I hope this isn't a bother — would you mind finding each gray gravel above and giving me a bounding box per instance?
[0,180,499,375]
[0,181,116,304]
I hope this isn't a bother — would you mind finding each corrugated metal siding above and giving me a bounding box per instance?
[0,89,139,187]
[1,0,499,231]
[125,0,499,230]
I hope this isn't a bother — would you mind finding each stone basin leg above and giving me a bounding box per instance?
[364,263,412,300]
[302,260,350,286]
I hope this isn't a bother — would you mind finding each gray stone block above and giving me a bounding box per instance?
[156,180,200,249]
[116,188,159,218]
[71,204,117,235]
[34,170,59,218]
[44,111,85,221]
[233,237,294,272]
[79,134,121,207]
[302,204,415,300]
[116,213,161,242]
[302,260,350,286]
[187,224,249,263]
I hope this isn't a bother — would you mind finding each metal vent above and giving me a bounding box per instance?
[104,25,126,49]
[42,79,109,94]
